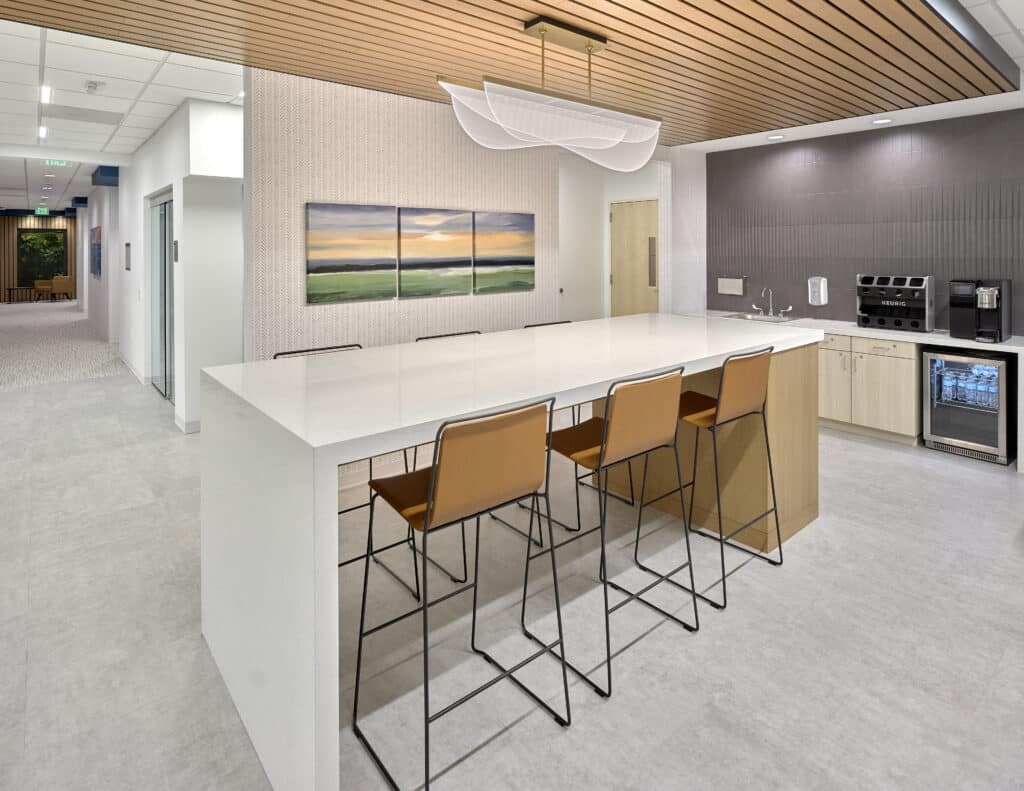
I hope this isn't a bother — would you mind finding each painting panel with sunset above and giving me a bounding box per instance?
[473,212,535,294]
[398,208,473,297]
[305,203,397,304]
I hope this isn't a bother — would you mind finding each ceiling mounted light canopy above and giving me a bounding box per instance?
[438,18,661,172]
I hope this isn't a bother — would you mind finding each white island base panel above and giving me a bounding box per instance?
[199,314,824,791]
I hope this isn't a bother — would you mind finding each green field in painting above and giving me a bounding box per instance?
[474,266,535,294]
[307,271,397,303]
[399,267,472,298]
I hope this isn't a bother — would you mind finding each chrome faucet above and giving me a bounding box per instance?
[752,287,793,318]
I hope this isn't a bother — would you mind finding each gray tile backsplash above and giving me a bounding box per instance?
[707,109,1024,331]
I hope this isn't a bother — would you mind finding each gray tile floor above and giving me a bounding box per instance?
[3,345,1023,790]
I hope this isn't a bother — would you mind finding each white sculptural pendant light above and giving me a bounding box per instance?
[438,17,661,172]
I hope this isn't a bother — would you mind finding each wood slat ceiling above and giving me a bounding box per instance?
[1,0,1018,145]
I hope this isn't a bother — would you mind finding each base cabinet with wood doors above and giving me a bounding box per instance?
[818,333,921,442]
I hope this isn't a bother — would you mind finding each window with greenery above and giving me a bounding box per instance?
[18,229,68,287]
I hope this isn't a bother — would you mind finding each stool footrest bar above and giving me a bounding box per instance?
[362,583,475,637]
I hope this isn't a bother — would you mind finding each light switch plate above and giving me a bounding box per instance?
[808,276,828,306]
[717,276,747,296]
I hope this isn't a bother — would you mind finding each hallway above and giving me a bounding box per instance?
[0,301,124,392]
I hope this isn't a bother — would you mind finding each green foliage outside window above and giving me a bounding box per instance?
[18,230,67,287]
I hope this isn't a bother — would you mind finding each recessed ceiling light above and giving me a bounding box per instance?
[40,196,48,201]
[38,125,47,139]
[40,85,52,103]
[44,173,55,178]
[42,185,53,190]
[767,133,785,141]
[872,118,893,125]
[237,90,245,98]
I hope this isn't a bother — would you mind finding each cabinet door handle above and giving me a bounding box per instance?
[872,345,891,352]
[853,355,858,373]
[841,354,847,372]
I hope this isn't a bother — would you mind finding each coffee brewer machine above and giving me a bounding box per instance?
[949,280,1012,343]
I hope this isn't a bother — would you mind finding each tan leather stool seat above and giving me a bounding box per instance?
[549,417,606,470]
[679,390,718,429]
[369,467,432,531]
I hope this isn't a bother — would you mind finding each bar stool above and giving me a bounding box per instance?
[678,347,782,611]
[352,398,571,791]
[522,367,699,699]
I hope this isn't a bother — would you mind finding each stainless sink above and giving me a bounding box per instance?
[725,312,795,323]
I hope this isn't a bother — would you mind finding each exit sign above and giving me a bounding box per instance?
[35,207,49,215]
[44,159,67,167]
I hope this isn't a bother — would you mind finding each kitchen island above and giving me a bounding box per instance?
[199,313,824,791]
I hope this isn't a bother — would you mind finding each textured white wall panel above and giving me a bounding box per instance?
[246,70,559,360]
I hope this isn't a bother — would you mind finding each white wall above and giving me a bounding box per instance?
[556,153,673,320]
[117,99,243,431]
[557,152,605,321]
[178,175,244,432]
[83,185,119,342]
[667,147,707,315]
[245,69,559,360]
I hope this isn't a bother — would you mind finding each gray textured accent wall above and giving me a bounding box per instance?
[707,109,1024,331]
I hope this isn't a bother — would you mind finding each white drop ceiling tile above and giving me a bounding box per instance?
[44,67,145,100]
[0,34,40,66]
[123,112,166,130]
[166,52,243,76]
[111,126,152,141]
[140,83,235,106]
[0,132,35,146]
[0,111,37,131]
[0,21,39,39]
[0,97,37,116]
[103,142,139,154]
[970,2,1015,34]
[0,81,37,102]
[996,0,1024,30]
[993,31,1024,58]
[45,29,166,61]
[45,117,117,134]
[152,62,242,95]
[51,90,133,114]
[0,60,39,86]
[130,99,177,118]
[45,42,159,82]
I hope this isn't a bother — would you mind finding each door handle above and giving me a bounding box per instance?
[853,355,858,373]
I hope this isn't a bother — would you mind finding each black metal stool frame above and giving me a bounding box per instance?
[519,366,700,699]
[352,398,572,791]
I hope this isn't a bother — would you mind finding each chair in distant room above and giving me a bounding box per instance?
[51,275,73,300]
[33,280,53,301]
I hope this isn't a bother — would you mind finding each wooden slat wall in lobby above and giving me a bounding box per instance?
[0,215,77,301]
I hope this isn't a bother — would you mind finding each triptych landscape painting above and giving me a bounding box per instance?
[305,203,535,304]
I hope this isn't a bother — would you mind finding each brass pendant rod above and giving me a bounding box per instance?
[540,26,546,88]
[587,42,593,98]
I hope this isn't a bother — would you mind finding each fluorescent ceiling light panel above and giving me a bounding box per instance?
[438,76,661,172]
[767,133,785,140]
[38,125,47,138]
[40,85,52,103]
[872,118,894,125]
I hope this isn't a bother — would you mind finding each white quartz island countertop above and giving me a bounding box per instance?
[202,313,825,461]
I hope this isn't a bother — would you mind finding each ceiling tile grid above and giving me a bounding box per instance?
[0,20,242,210]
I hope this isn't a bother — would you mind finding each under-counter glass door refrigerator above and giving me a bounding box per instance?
[923,350,1015,465]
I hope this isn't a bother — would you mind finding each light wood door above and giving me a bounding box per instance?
[852,353,920,436]
[610,200,659,317]
[819,349,852,422]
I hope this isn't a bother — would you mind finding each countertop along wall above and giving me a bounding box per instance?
[245,69,559,360]
[706,108,1024,329]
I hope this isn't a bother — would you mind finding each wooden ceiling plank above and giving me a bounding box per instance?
[722,0,954,103]
[440,0,903,114]
[881,0,1012,92]
[825,0,992,96]
[2,1,753,141]
[325,0,862,120]
[113,0,833,129]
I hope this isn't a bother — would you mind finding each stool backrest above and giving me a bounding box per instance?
[602,368,683,466]
[427,400,552,529]
[715,347,773,425]
[273,343,362,359]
